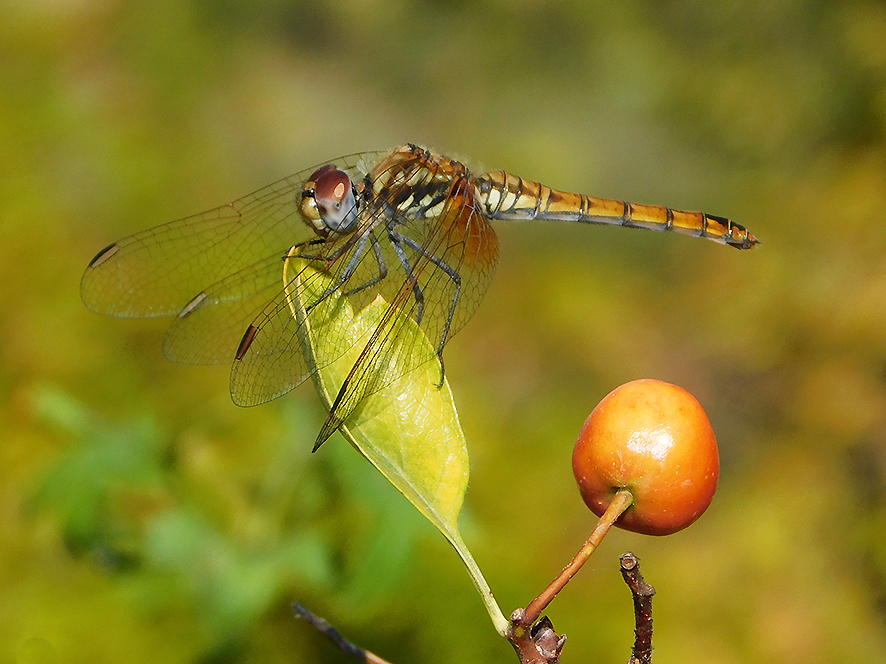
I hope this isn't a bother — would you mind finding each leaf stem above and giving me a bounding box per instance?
[448,530,510,635]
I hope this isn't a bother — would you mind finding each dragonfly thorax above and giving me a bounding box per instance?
[299,165,360,238]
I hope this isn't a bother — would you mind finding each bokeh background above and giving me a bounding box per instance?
[4,0,886,662]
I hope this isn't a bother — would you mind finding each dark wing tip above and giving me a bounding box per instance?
[87,242,120,268]
[234,324,258,360]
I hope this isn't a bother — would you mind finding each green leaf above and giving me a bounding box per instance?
[284,254,508,635]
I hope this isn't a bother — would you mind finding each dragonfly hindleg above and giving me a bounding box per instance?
[396,233,461,387]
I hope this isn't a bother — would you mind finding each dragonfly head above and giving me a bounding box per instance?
[300,165,359,237]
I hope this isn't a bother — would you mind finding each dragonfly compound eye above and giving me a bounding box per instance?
[300,165,358,236]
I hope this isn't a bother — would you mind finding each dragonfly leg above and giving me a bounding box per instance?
[397,234,461,387]
[288,232,374,313]
[342,233,388,298]
[283,238,329,263]
[388,230,425,326]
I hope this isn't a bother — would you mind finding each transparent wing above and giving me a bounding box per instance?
[80,150,387,319]
[227,229,388,405]
[314,167,500,445]
[80,151,387,369]
[161,254,288,365]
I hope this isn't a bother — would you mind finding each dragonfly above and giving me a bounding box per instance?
[82,143,758,449]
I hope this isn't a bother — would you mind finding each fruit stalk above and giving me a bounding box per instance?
[516,488,634,629]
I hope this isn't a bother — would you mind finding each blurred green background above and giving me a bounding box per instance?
[4,0,886,662]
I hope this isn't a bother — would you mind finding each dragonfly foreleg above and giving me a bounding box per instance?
[282,238,327,262]
[287,231,372,313]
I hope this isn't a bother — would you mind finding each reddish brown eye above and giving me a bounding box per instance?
[312,167,351,208]
[300,165,358,236]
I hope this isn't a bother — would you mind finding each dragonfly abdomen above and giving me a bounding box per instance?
[478,171,758,249]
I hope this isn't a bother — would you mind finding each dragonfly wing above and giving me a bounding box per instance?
[80,151,388,319]
[313,280,433,448]
[81,178,309,318]
[161,254,287,365]
[82,151,391,401]
[313,165,500,447]
[227,244,388,407]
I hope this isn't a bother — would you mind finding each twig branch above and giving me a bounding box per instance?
[619,552,655,664]
[292,602,392,664]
